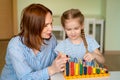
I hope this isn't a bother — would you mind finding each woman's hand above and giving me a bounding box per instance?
[48,53,68,76]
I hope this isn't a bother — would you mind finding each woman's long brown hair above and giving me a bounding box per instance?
[19,3,52,51]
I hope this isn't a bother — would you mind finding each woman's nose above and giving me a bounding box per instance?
[48,24,53,31]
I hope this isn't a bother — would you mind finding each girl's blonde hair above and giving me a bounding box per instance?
[61,9,88,53]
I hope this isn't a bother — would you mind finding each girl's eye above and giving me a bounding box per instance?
[75,27,79,30]
[66,28,71,31]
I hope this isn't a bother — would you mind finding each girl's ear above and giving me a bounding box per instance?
[81,23,84,29]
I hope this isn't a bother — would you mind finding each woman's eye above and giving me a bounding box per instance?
[44,24,48,27]
[44,23,51,27]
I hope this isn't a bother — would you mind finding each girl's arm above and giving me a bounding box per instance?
[84,48,105,64]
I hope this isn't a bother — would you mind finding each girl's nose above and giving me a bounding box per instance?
[71,30,75,34]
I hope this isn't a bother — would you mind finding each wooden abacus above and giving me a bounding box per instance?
[64,57,110,80]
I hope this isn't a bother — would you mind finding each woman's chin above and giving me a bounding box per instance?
[44,35,51,39]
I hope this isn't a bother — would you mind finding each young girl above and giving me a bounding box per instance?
[54,9,105,64]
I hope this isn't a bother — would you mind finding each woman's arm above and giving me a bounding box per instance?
[8,46,50,80]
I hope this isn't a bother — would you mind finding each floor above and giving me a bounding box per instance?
[0,40,120,74]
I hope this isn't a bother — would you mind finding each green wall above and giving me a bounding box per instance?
[17,0,106,26]
[17,0,105,16]
[17,0,120,51]
[105,0,120,50]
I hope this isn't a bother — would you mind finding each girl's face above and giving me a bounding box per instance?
[41,12,53,39]
[64,18,83,41]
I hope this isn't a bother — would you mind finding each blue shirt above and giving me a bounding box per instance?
[0,35,57,80]
[54,36,100,59]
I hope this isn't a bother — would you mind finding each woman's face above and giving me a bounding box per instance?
[64,18,83,41]
[41,12,53,39]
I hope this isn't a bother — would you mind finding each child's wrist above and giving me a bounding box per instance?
[92,53,96,60]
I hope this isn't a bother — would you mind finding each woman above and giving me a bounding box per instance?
[0,3,68,80]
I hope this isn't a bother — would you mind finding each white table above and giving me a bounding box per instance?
[51,71,120,80]
[110,71,120,80]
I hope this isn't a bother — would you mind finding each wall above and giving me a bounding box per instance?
[17,0,106,30]
[16,0,120,51]
[0,0,13,39]
[105,0,120,50]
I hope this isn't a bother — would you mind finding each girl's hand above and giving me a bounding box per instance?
[83,52,95,62]
[48,53,69,76]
